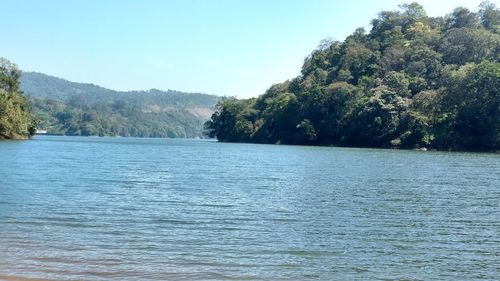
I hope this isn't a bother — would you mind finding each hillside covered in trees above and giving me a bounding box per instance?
[21,72,220,138]
[0,58,36,139]
[205,2,500,151]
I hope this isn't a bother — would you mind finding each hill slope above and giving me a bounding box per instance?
[21,72,221,138]
[205,2,500,151]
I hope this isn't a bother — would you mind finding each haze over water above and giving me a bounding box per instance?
[0,136,498,280]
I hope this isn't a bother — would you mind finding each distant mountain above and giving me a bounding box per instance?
[21,72,221,138]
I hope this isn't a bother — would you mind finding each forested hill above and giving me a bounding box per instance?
[205,2,500,151]
[21,72,221,138]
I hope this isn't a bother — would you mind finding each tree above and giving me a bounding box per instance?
[204,97,256,142]
[441,27,500,65]
[478,1,500,32]
[400,2,427,20]
[446,7,480,29]
[0,58,35,139]
[383,71,410,97]
[0,58,21,93]
[341,86,411,147]
[339,43,379,83]
[437,62,500,150]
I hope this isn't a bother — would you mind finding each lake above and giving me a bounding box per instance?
[0,136,498,280]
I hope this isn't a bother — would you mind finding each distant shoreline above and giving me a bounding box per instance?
[34,134,210,140]
[0,275,52,281]
[0,133,29,140]
[27,134,498,153]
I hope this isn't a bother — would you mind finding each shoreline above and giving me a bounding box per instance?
[0,275,52,281]
[0,133,30,140]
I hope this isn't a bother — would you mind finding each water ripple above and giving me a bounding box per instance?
[0,136,498,280]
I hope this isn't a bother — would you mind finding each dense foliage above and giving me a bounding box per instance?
[206,2,500,151]
[0,58,36,139]
[22,72,220,138]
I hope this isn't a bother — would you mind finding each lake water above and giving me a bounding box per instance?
[0,136,498,281]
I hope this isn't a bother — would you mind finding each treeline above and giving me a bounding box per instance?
[32,97,207,138]
[21,72,220,138]
[0,58,35,139]
[205,2,500,151]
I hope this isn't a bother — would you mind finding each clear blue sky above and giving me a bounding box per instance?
[0,0,485,98]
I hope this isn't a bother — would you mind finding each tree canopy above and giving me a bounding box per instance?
[0,58,35,139]
[206,2,500,151]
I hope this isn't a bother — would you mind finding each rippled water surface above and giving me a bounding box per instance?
[0,136,499,280]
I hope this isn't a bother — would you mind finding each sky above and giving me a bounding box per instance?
[0,0,487,98]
